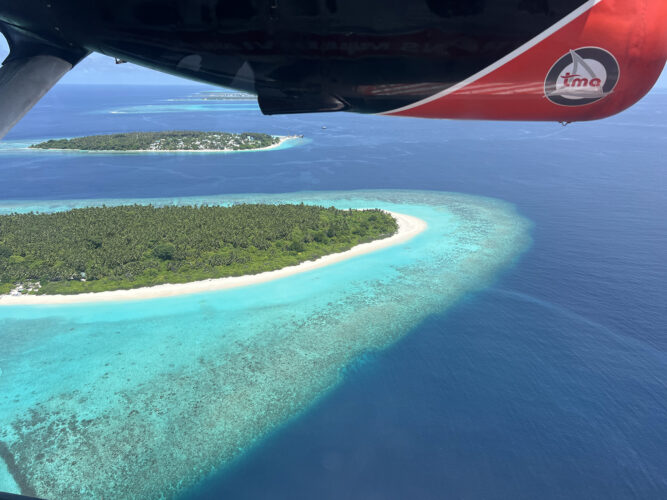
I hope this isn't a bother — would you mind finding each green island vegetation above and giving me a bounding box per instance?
[30,131,281,152]
[0,204,398,295]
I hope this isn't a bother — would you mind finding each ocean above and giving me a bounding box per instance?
[0,85,666,499]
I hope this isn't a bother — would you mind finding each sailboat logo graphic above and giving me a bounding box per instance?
[545,47,620,106]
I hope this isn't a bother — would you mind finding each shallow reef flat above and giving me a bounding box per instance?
[0,190,531,499]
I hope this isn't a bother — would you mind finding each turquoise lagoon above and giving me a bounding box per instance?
[107,101,260,115]
[0,190,531,499]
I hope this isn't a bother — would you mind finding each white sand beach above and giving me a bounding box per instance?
[0,211,426,305]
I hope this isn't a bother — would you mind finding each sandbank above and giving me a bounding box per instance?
[0,211,426,306]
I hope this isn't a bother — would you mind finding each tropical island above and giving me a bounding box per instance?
[0,204,400,296]
[29,131,295,152]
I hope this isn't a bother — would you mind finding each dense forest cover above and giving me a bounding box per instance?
[30,131,280,151]
[0,204,397,295]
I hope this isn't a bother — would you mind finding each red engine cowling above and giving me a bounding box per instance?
[383,0,667,122]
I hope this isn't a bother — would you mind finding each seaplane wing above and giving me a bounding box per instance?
[0,0,665,138]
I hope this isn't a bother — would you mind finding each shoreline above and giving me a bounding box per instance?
[0,211,426,306]
[24,135,297,154]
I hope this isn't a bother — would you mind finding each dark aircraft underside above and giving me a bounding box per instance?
[0,0,665,139]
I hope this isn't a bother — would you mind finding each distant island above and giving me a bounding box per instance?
[197,91,257,101]
[30,131,299,152]
[0,204,398,296]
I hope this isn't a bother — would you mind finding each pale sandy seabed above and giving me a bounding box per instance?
[0,191,532,499]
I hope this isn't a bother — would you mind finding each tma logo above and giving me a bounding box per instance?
[545,47,620,106]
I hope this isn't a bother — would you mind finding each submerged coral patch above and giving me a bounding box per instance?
[0,190,531,499]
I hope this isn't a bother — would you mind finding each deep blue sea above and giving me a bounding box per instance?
[1,85,666,499]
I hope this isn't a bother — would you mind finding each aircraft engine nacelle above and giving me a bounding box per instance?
[381,0,667,122]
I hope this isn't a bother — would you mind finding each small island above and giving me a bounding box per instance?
[30,131,296,152]
[197,91,257,101]
[0,204,398,296]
